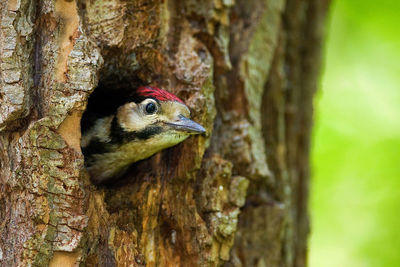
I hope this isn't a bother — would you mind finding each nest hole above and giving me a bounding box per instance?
[81,75,145,133]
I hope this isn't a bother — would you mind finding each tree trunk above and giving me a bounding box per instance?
[0,0,330,266]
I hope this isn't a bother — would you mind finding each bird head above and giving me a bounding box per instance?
[111,86,205,150]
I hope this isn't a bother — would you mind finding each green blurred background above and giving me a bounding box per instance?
[310,0,400,266]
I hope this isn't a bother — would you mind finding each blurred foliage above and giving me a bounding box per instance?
[310,0,400,266]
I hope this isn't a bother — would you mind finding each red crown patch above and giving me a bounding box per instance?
[137,86,184,104]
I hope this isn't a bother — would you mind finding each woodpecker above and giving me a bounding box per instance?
[81,86,206,184]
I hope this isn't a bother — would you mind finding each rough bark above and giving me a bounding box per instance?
[0,0,330,266]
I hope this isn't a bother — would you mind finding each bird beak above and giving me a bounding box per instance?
[167,115,206,134]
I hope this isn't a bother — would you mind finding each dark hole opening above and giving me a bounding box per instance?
[81,76,145,133]
[80,73,150,184]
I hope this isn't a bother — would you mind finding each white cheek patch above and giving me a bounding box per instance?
[117,103,157,132]
[122,112,148,132]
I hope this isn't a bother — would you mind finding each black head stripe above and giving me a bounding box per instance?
[134,125,163,139]
[82,138,110,158]
[110,117,163,144]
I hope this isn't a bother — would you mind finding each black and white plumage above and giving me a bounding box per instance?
[81,86,205,184]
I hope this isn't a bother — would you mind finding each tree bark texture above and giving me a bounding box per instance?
[0,0,330,266]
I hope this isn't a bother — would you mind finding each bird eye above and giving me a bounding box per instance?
[145,102,157,115]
